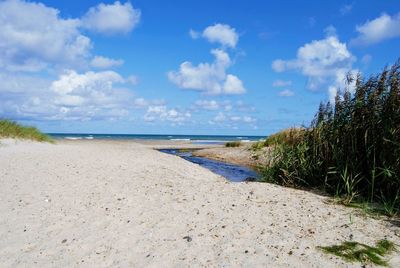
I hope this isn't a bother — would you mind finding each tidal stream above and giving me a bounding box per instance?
[159,149,260,182]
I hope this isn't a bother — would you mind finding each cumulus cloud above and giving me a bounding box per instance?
[90,56,124,69]
[51,70,126,106]
[223,74,245,94]
[132,98,148,108]
[213,112,226,122]
[272,80,292,87]
[278,89,295,97]
[0,70,150,121]
[202,24,239,48]
[243,116,257,123]
[271,60,286,73]
[0,0,142,73]
[0,1,146,123]
[272,35,355,94]
[209,112,257,125]
[351,13,400,46]
[0,72,55,120]
[144,105,191,123]
[132,98,164,109]
[168,49,246,95]
[81,1,141,35]
[194,100,220,110]
[0,0,91,72]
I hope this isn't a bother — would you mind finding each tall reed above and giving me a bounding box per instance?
[262,61,400,214]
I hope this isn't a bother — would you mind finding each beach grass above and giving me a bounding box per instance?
[0,119,53,142]
[225,141,242,147]
[318,239,397,266]
[263,128,305,146]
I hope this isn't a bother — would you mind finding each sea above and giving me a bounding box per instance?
[48,133,265,144]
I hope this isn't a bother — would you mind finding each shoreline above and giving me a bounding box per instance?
[1,139,399,267]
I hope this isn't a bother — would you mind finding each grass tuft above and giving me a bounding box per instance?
[0,119,53,142]
[318,239,397,266]
[225,141,242,147]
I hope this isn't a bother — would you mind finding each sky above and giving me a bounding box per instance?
[0,0,399,135]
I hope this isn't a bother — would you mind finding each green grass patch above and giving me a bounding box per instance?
[225,141,242,147]
[319,239,397,266]
[0,119,53,142]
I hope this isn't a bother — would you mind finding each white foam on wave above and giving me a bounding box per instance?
[64,137,82,140]
[85,136,94,140]
[192,140,225,143]
[170,138,191,141]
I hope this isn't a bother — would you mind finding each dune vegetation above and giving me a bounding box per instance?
[0,119,53,142]
[259,61,400,216]
[251,128,305,150]
[225,141,242,147]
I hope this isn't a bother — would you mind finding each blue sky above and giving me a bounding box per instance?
[0,0,399,135]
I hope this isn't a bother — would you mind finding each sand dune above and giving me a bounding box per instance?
[0,139,399,267]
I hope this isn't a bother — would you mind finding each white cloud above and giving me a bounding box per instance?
[133,98,148,108]
[340,4,353,16]
[168,49,246,95]
[81,1,141,35]
[0,72,56,120]
[209,112,257,125]
[230,116,241,122]
[0,69,152,121]
[213,112,226,122]
[243,116,257,123]
[126,75,139,85]
[351,13,400,46]
[328,86,338,104]
[0,73,50,94]
[223,74,246,94]
[50,70,143,108]
[132,97,164,109]
[0,0,91,72]
[189,29,200,39]
[272,35,355,92]
[144,105,191,123]
[272,60,286,73]
[90,56,124,69]
[324,25,337,37]
[278,89,295,97]
[272,80,292,87]
[202,24,239,48]
[194,100,220,110]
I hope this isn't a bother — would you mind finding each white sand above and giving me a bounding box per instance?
[0,139,399,267]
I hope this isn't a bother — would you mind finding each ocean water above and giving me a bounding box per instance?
[49,133,265,144]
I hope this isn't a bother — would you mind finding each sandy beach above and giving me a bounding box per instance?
[0,139,399,267]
